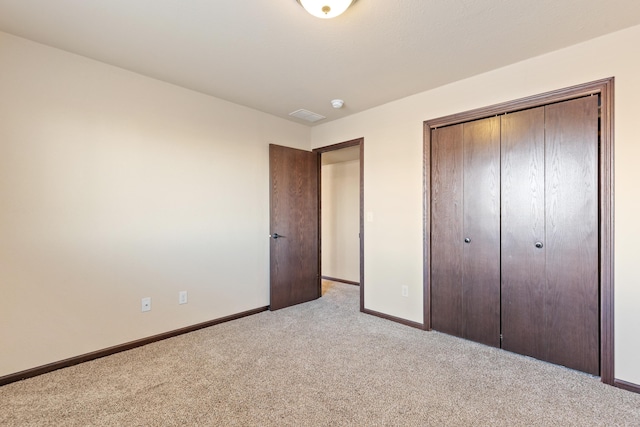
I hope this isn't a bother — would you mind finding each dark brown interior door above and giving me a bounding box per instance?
[430,117,501,347]
[544,96,599,375]
[462,117,501,347]
[501,106,546,359]
[269,144,320,311]
[430,124,464,337]
[501,98,599,375]
[427,81,611,378]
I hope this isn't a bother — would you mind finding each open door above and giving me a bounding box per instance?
[269,144,320,310]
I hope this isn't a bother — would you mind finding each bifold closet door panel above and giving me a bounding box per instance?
[500,107,546,359]
[430,124,464,337]
[462,117,501,347]
[545,96,599,375]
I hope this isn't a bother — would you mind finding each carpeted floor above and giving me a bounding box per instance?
[1,281,639,426]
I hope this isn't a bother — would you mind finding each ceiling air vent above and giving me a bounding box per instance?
[289,109,326,123]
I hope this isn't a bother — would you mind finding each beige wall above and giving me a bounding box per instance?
[0,32,310,377]
[311,25,640,385]
[321,160,360,282]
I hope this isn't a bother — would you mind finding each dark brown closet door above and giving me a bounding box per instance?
[430,124,464,337]
[544,96,599,375]
[462,117,501,347]
[501,107,546,359]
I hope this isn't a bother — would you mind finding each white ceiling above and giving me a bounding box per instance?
[1,0,639,126]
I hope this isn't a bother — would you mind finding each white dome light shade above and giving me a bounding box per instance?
[297,0,356,19]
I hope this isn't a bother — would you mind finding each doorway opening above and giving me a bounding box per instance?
[314,138,364,311]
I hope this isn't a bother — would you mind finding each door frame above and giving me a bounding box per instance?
[314,138,365,312]
[423,78,615,385]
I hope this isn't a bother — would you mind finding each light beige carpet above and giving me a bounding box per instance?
[1,281,639,426]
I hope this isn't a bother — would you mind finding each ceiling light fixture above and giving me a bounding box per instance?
[296,0,357,19]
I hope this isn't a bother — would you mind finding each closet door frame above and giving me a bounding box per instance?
[423,78,615,385]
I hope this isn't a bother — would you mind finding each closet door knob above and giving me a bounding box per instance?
[464,237,471,243]
[535,241,543,248]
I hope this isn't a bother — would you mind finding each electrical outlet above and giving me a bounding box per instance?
[401,286,409,297]
[179,291,188,305]
[141,297,151,312]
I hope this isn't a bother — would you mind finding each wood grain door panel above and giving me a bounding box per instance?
[269,144,320,311]
[462,117,501,347]
[544,96,600,375]
[500,107,546,359]
[430,125,464,337]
